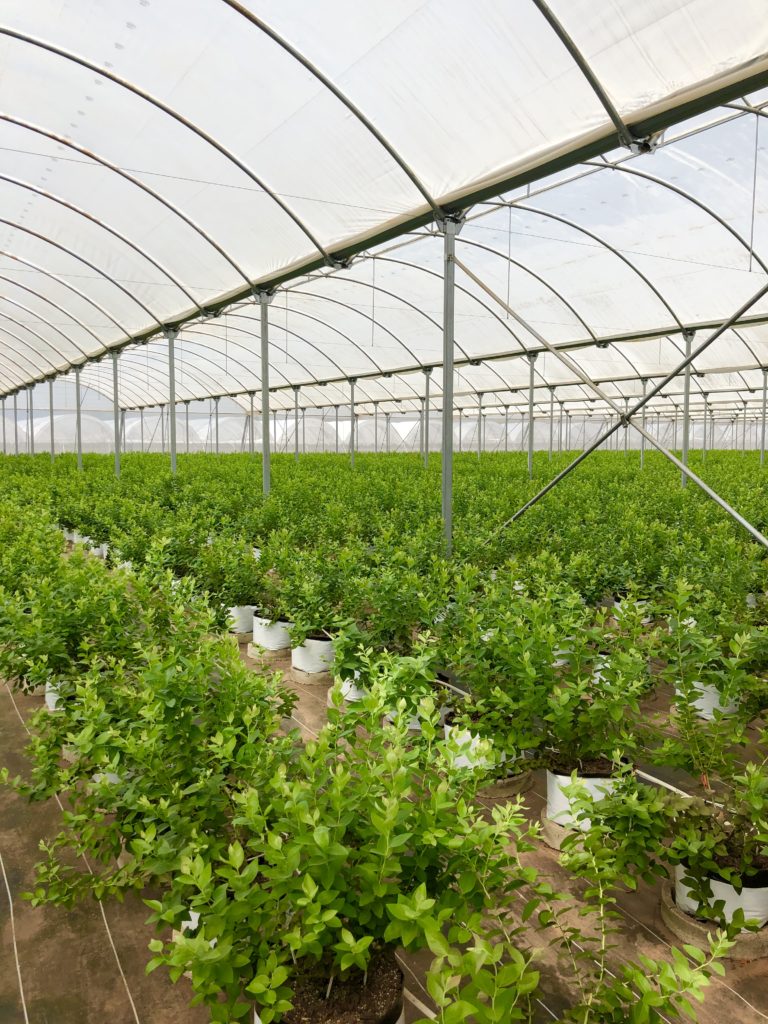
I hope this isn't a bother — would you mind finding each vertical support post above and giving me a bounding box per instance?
[48,379,55,461]
[477,393,483,458]
[742,401,748,452]
[120,410,125,451]
[640,379,647,468]
[520,412,525,452]
[335,406,339,453]
[1,396,5,454]
[213,398,219,454]
[374,402,379,454]
[259,291,273,494]
[185,402,190,453]
[293,386,300,462]
[160,404,166,454]
[28,387,34,455]
[166,328,178,473]
[441,216,460,556]
[302,408,306,454]
[13,392,18,455]
[527,353,536,478]
[272,409,277,454]
[673,405,678,451]
[702,396,708,463]
[419,397,426,463]
[320,408,326,453]
[112,350,121,478]
[423,367,431,466]
[385,410,391,453]
[681,329,693,485]
[623,397,629,455]
[548,387,554,459]
[349,379,356,468]
[504,405,509,452]
[761,369,767,466]
[248,393,254,454]
[74,368,82,470]
[140,408,145,452]
[458,411,463,453]
[558,401,563,453]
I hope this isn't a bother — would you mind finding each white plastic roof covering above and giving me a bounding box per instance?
[1,0,768,413]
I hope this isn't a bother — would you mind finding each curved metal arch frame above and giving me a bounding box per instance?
[220,1,441,217]
[0,114,253,287]
[0,294,90,368]
[0,271,102,355]
[0,215,162,326]
[450,235,648,404]
[78,363,156,409]
[0,172,205,312]
[584,159,768,275]
[0,245,133,342]
[186,322,404,409]
[109,344,241,407]
[226,308,424,404]
[0,28,331,262]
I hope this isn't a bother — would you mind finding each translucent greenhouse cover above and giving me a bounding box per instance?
[0,0,768,415]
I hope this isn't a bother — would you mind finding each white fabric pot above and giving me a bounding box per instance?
[252,615,292,651]
[341,674,368,702]
[674,864,768,928]
[546,770,616,831]
[443,724,490,769]
[292,637,334,674]
[44,681,61,711]
[676,681,738,720]
[228,605,256,633]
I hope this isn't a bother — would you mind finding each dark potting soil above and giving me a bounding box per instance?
[548,754,617,777]
[708,849,768,888]
[283,948,403,1024]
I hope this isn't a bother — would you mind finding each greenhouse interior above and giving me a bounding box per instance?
[4,2,768,1023]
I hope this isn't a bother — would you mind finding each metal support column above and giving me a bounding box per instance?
[120,410,125,451]
[702,396,708,463]
[477,393,483,458]
[184,402,190,453]
[48,379,54,461]
[334,406,339,453]
[166,328,178,473]
[623,397,629,455]
[504,405,509,452]
[673,405,678,451]
[419,397,426,462]
[761,370,767,466]
[374,402,379,454]
[13,393,18,455]
[112,350,121,478]
[28,387,34,455]
[1,397,5,455]
[140,408,144,452]
[558,402,564,452]
[349,379,356,468]
[302,408,306,454]
[548,388,554,459]
[527,353,536,477]
[248,392,254,454]
[293,386,300,462]
[385,411,391,453]
[423,367,431,466]
[213,398,219,454]
[258,291,273,493]
[681,330,694,485]
[742,401,748,452]
[74,368,82,470]
[640,380,647,468]
[441,216,461,556]
[160,404,166,454]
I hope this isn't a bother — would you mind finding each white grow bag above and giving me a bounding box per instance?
[443,724,491,769]
[228,604,256,634]
[546,770,617,831]
[676,681,738,721]
[291,637,334,675]
[252,615,293,651]
[674,864,768,928]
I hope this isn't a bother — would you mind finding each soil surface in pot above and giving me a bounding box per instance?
[684,850,768,889]
[548,754,617,777]
[283,947,402,1024]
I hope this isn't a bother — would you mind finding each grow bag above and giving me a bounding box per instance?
[252,615,293,651]
[673,864,768,928]
[545,769,617,831]
[291,637,334,675]
[228,604,256,634]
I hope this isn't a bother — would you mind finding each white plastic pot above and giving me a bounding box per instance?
[228,604,256,634]
[443,724,490,769]
[291,637,334,675]
[674,864,768,928]
[252,546,261,560]
[546,770,616,831]
[340,674,368,702]
[676,681,738,721]
[252,615,293,651]
[44,681,61,711]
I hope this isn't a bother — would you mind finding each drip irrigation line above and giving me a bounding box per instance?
[0,846,30,1024]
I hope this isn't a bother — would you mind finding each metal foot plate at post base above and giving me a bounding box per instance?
[659,882,768,960]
